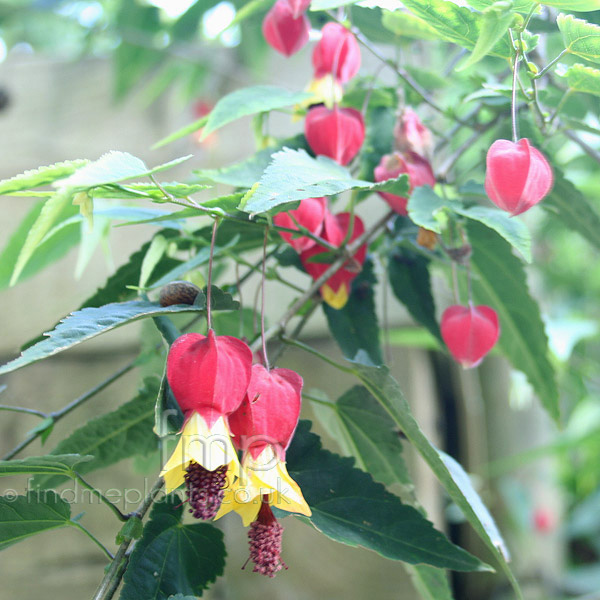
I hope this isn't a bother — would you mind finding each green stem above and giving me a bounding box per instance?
[303,392,336,407]
[0,405,47,418]
[534,49,568,80]
[509,29,522,143]
[549,89,572,127]
[75,473,128,522]
[72,522,114,560]
[279,336,354,374]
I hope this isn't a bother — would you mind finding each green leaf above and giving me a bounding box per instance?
[0,492,72,550]
[242,148,409,213]
[408,187,531,262]
[323,260,383,366]
[0,455,93,478]
[349,364,520,589]
[540,0,600,11]
[382,10,440,40]
[120,495,225,600]
[116,517,143,544]
[564,63,600,96]
[32,379,159,489]
[0,159,88,195]
[335,386,410,486]
[194,135,306,188]
[201,86,313,140]
[457,2,516,71]
[401,0,511,58]
[558,14,600,64]
[151,116,208,150]
[0,301,209,375]
[543,170,600,250]
[468,221,559,421]
[388,246,442,342]
[409,565,454,600]
[139,235,168,289]
[286,421,488,571]
[92,182,209,201]
[467,0,534,13]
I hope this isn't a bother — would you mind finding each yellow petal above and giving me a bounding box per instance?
[321,283,349,309]
[307,75,344,109]
[159,413,240,493]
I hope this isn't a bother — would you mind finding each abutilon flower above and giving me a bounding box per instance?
[160,330,253,519]
[305,74,344,109]
[305,105,365,166]
[374,151,436,216]
[485,138,553,216]
[247,497,287,577]
[393,107,433,158]
[262,0,310,57]
[273,197,327,252]
[216,364,311,526]
[287,0,311,18]
[300,212,366,309]
[312,22,361,84]
[440,304,500,369]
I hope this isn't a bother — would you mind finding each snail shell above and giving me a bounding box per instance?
[159,281,201,307]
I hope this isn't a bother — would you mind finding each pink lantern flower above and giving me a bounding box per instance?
[159,330,253,519]
[288,0,311,18]
[273,197,327,252]
[216,364,311,526]
[262,0,310,57]
[312,22,361,84]
[305,105,365,166]
[374,151,436,216]
[393,108,433,158]
[300,212,366,309]
[485,138,553,216]
[441,304,500,369]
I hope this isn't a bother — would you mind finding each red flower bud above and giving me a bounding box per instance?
[485,138,553,216]
[167,330,253,427]
[393,108,433,158]
[288,0,311,18]
[229,364,303,460]
[273,197,327,252]
[441,304,500,369]
[374,151,436,216]
[300,212,366,309]
[312,22,361,84]
[305,106,365,166]
[262,0,310,57]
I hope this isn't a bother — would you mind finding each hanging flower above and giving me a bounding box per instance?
[440,304,500,368]
[485,138,553,216]
[305,105,365,166]
[300,212,366,309]
[262,0,310,57]
[393,107,433,159]
[160,330,253,519]
[312,22,361,84]
[273,196,327,252]
[216,364,311,526]
[374,151,436,216]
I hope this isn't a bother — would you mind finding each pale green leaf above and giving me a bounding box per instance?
[467,0,535,13]
[0,159,88,195]
[558,14,600,64]
[310,0,357,9]
[242,148,409,213]
[564,63,600,96]
[139,234,169,288]
[151,116,208,150]
[201,86,313,140]
[381,10,440,40]
[541,0,600,11]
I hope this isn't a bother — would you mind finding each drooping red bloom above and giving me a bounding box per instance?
[312,22,361,84]
[216,364,311,525]
[374,151,436,216]
[160,330,253,507]
[393,108,433,158]
[288,0,311,18]
[273,197,327,252]
[262,0,310,57]
[485,138,553,216]
[440,304,500,369]
[300,212,366,309]
[305,106,365,166]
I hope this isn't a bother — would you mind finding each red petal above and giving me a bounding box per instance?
[312,22,361,83]
[273,197,326,252]
[262,0,310,57]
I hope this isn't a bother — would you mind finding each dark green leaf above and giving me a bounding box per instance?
[0,159,88,195]
[323,259,383,365]
[468,221,559,420]
[120,495,225,600]
[388,246,442,342]
[0,301,211,375]
[116,517,143,544]
[242,148,408,213]
[286,421,488,571]
[0,492,72,550]
[32,379,159,489]
[0,454,93,478]
[543,170,600,249]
